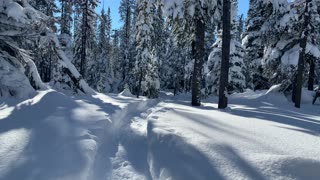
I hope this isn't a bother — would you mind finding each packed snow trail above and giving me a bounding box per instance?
[0,90,156,180]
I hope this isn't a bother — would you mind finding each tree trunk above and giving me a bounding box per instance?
[218,0,231,109]
[308,59,315,91]
[191,13,205,106]
[294,0,311,108]
[137,67,143,98]
[80,0,88,78]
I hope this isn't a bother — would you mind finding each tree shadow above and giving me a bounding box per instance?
[147,123,224,180]
[0,91,117,180]
[147,121,269,180]
[229,104,320,136]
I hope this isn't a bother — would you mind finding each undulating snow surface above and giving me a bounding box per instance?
[0,89,320,180]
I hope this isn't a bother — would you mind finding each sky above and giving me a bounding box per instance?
[97,0,249,30]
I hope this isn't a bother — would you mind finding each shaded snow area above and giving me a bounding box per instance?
[1,90,320,180]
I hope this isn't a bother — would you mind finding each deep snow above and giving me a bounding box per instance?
[0,89,320,180]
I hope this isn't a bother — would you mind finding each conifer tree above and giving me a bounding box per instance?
[135,0,160,98]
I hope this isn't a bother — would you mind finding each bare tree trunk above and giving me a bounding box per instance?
[295,0,311,108]
[80,0,88,78]
[308,59,315,91]
[218,0,231,109]
[191,12,205,106]
[137,67,143,98]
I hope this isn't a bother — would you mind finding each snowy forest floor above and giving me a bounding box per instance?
[0,89,320,180]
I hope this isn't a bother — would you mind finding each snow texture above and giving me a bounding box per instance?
[1,90,320,180]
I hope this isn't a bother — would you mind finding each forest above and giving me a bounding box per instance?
[0,0,320,180]
[1,0,318,107]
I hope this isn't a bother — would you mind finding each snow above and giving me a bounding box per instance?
[119,87,134,97]
[1,90,320,179]
[147,91,320,180]
[0,57,36,98]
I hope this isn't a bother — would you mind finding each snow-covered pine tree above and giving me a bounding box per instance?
[168,15,194,93]
[58,0,73,68]
[73,0,98,79]
[110,29,121,92]
[0,0,92,97]
[242,0,273,90]
[59,0,73,36]
[205,0,246,95]
[151,2,167,88]
[95,7,110,92]
[261,0,320,95]
[236,14,244,42]
[159,0,222,106]
[135,0,160,98]
[29,0,59,31]
[118,0,135,91]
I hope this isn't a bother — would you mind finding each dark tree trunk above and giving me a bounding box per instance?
[294,0,311,108]
[191,12,205,106]
[218,0,231,109]
[80,0,88,78]
[308,59,315,91]
[137,67,143,98]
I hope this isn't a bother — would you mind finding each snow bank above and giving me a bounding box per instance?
[0,57,36,98]
[0,90,112,180]
[119,87,134,97]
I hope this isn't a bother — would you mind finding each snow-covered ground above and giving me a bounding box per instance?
[0,89,320,180]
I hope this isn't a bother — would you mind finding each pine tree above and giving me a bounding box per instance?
[242,0,273,90]
[94,7,111,92]
[135,0,160,98]
[60,0,73,36]
[151,3,167,79]
[160,0,222,106]
[119,0,135,90]
[73,0,99,79]
[0,0,92,97]
[261,0,320,98]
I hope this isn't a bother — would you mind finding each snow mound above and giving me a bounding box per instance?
[119,88,134,97]
[301,89,315,104]
[250,154,320,180]
[0,57,36,98]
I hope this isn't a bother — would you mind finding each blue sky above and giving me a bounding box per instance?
[97,0,249,30]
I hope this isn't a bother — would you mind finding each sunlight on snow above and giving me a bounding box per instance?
[0,128,31,177]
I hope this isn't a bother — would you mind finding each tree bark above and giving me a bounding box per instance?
[80,0,88,78]
[218,0,231,109]
[294,0,311,108]
[191,12,205,106]
[308,59,315,91]
[137,67,143,98]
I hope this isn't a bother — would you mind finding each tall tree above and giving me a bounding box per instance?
[59,0,73,36]
[135,0,160,98]
[295,0,312,108]
[218,0,231,109]
[242,0,274,90]
[73,0,99,78]
[160,0,222,106]
[119,0,135,89]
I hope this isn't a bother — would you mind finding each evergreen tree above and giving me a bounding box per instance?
[242,0,273,90]
[119,0,135,90]
[206,38,246,95]
[160,0,222,106]
[135,0,160,98]
[73,0,99,79]
[0,0,92,97]
[261,0,320,97]
[59,0,73,36]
